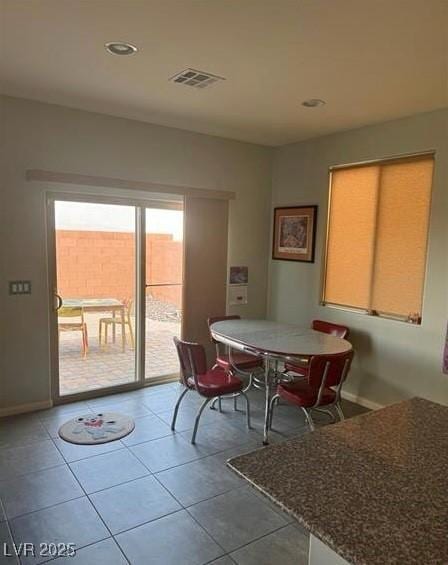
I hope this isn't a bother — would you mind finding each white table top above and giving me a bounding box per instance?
[210,319,352,358]
[63,298,123,309]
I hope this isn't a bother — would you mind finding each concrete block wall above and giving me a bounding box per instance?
[56,230,182,307]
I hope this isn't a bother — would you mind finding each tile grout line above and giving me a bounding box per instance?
[0,498,20,565]
[63,450,127,563]
[2,385,315,565]
[13,433,120,561]
[183,487,293,558]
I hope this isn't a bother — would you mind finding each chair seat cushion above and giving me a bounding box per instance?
[188,368,244,397]
[284,362,309,376]
[277,381,336,408]
[216,352,263,371]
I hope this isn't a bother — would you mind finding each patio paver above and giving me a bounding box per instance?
[59,312,180,396]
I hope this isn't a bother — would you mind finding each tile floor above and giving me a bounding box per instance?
[0,383,368,565]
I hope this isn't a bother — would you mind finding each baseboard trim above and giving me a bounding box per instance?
[0,400,53,418]
[0,391,382,417]
[342,390,384,411]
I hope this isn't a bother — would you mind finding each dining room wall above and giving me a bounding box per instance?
[269,108,448,408]
[0,95,272,414]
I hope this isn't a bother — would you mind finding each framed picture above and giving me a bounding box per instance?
[272,205,318,262]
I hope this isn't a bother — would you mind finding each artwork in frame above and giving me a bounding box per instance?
[272,205,318,262]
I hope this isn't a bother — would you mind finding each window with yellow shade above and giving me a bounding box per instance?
[322,153,434,324]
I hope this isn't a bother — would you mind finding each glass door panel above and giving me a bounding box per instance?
[144,207,183,381]
[54,200,137,396]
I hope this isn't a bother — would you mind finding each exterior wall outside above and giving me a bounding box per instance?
[56,230,182,306]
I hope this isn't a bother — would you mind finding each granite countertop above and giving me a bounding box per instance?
[227,398,448,565]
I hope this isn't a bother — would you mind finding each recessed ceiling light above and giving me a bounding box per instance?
[105,42,138,56]
[302,98,326,108]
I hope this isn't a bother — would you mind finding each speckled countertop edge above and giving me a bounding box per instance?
[227,398,448,565]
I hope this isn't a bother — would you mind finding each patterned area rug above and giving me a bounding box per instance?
[59,412,135,445]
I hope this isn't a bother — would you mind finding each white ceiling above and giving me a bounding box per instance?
[1,0,447,146]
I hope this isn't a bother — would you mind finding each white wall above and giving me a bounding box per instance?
[270,109,448,408]
[3,94,447,413]
[0,95,272,411]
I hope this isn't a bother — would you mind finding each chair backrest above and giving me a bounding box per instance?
[58,306,83,320]
[308,350,354,392]
[173,336,207,387]
[207,315,240,343]
[312,319,349,339]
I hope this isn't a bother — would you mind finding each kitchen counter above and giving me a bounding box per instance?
[227,398,448,564]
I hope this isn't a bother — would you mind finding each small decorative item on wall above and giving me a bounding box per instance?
[272,205,318,262]
[228,266,248,305]
[229,266,249,285]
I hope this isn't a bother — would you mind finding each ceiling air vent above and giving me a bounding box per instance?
[170,68,225,89]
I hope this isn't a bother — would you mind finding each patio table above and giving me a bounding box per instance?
[62,298,127,351]
[210,319,352,444]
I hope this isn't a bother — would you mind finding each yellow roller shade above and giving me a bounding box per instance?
[323,154,434,323]
[325,165,379,309]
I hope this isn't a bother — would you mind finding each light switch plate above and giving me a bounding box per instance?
[9,280,32,295]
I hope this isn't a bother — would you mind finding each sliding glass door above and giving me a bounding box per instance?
[53,200,138,397]
[49,196,184,402]
[144,207,183,382]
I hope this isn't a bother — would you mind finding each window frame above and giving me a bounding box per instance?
[320,150,435,325]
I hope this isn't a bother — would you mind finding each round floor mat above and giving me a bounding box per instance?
[59,412,135,445]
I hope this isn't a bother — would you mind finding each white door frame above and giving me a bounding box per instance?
[46,191,183,404]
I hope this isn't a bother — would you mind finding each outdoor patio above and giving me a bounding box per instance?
[59,300,181,396]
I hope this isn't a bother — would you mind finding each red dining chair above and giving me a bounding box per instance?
[207,315,264,410]
[270,350,354,431]
[283,320,350,377]
[171,337,251,444]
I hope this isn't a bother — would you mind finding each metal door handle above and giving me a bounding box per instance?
[54,293,63,311]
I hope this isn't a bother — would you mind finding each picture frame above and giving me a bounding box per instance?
[272,205,318,262]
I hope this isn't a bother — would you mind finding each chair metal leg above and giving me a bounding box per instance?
[301,407,315,431]
[218,396,222,412]
[171,387,189,431]
[314,407,336,422]
[335,402,345,422]
[239,391,251,429]
[268,393,280,429]
[263,360,271,445]
[242,372,254,393]
[210,370,256,412]
[191,397,212,444]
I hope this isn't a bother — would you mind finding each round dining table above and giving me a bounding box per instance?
[210,319,352,444]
